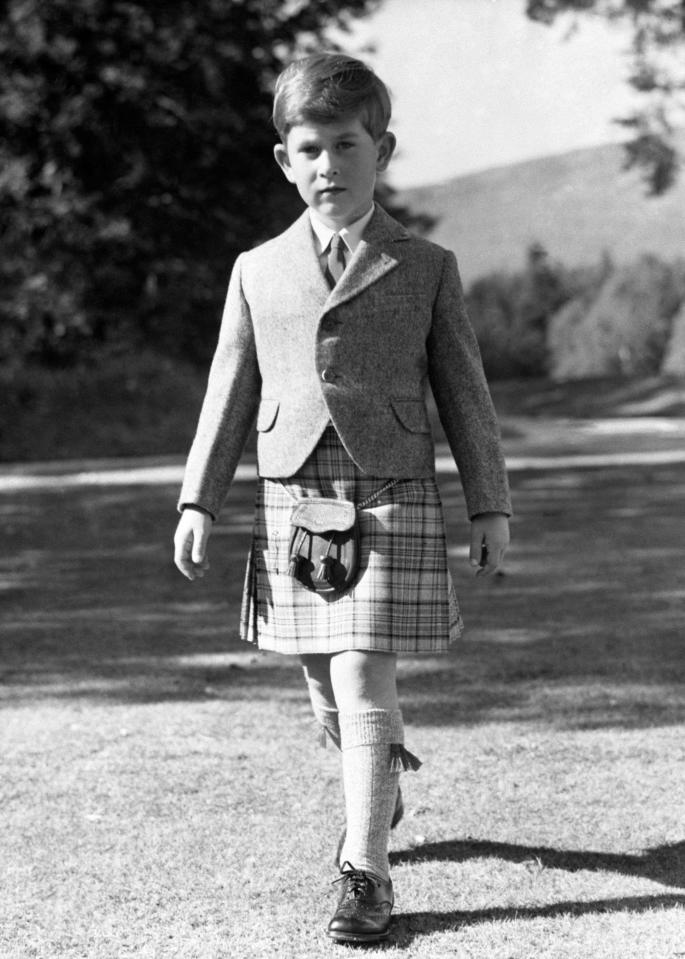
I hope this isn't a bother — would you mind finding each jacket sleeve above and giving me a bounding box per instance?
[427,250,512,518]
[177,254,261,517]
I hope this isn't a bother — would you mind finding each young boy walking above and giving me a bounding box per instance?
[174,52,511,944]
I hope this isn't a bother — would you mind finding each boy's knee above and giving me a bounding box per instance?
[301,653,335,707]
[330,650,398,711]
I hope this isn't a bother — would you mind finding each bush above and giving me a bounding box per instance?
[0,349,208,461]
[548,255,685,380]
[466,244,574,379]
[662,302,685,375]
[465,246,685,382]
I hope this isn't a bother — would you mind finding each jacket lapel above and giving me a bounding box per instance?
[275,204,410,312]
[324,204,410,310]
[278,209,331,308]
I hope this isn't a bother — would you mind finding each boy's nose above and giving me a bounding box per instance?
[318,152,339,176]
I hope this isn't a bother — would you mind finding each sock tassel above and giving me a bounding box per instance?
[389,743,422,772]
[315,722,328,748]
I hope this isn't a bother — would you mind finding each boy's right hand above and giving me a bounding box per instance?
[174,509,213,580]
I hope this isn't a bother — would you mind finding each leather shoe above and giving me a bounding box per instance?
[327,862,394,943]
[334,786,404,866]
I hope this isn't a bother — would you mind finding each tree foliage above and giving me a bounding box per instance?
[548,253,685,379]
[467,244,685,381]
[466,244,575,380]
[526,0,685,194]
[0,0,380,366]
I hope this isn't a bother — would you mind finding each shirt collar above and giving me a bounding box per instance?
[309,205,375,256]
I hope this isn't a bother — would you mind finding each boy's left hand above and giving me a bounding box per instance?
[469,512,510,576]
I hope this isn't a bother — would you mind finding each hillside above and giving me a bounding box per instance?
[398,140,685,284]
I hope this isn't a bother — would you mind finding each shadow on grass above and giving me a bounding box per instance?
[391,893,685,946]
[391,838,685,889]
[2,462,685,728]
[490,374,685,419]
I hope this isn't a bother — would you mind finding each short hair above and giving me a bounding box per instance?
[272,52,391,141]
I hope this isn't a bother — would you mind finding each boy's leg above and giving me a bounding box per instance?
[330,650,404,881]
[301,651,404,868]
[327,651,420,943]
[331,649,399,713]
[300,653,340,748]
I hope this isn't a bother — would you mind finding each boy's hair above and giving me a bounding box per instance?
[272,52,391,141]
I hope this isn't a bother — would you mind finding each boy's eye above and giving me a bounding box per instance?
[338,141,354,150]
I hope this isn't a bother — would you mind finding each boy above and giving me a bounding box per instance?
[175,53,510,944]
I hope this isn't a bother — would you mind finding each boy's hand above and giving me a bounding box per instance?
[174,509,213,580]
[469,512,510,576]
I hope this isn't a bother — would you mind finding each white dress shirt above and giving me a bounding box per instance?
[309,206,375,273]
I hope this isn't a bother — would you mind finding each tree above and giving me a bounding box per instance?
[0,0,380,366]
[465,245,573,379]
[526,0,685,194]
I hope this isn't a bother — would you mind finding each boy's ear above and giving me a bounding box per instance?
[375,131,396,173]
[273,142,295,182]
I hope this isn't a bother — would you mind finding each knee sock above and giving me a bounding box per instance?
[338,708,420,882]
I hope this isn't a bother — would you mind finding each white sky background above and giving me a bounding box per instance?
[339,0,638,187]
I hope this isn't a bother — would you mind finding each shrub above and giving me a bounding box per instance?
[662,302,685,375]
[466,244,573,379]
[547,255,685,380]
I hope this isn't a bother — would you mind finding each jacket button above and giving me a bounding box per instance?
[321,367,337,383]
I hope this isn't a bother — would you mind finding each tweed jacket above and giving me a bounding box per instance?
[179,203,511,519]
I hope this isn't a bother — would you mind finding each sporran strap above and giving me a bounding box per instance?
[356,479,400,510]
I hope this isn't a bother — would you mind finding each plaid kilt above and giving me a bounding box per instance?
[239,424,463,655]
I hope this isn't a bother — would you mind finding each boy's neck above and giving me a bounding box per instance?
[309,204,375,252]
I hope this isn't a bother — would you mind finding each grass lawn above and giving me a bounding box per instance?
[2,432,685,956]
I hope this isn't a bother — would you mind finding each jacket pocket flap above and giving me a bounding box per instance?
[391,398,430,434]
[256,399,279,432]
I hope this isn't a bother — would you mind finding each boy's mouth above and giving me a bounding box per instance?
[319,187,345,196]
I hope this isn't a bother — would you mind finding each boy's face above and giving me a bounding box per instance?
[274,116,396,229]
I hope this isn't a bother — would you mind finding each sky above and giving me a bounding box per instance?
[340,0,638,187]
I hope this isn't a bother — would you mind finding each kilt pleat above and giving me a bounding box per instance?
[239,424,463,655]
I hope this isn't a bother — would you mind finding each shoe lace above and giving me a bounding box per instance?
[334,862,379,899]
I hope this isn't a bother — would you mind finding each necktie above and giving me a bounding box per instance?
[325,233,347,288]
